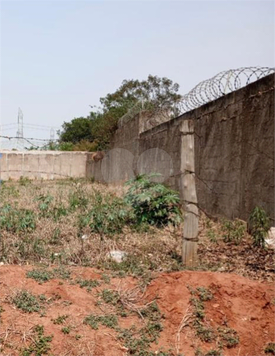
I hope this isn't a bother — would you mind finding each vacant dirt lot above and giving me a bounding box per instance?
[0,179,274,356]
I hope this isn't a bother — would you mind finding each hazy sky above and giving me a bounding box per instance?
[0,0,274,141]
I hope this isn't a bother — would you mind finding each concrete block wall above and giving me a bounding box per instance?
[0,151,87,180]
[93,74,274,223]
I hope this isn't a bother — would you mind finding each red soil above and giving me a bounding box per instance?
[0,265,274,356]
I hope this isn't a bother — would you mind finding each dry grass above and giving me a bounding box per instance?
[0,179,182,273]
[0,178,273,282]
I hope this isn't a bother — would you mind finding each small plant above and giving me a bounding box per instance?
[11,290,42,313]
[35,194,54,216]
[124,174,182,227]
[265,343,275,355]
[27,269,54,284]
[69,189,88,210]
[0,305,4,323]
[101,274,111,284]
[140,301,162,321]
[99,289,120,305]
[78,190,132,239]
[53,267,71,280]
[207,229,217,243]
[196,287,213,301]
[83,314,118,329]
[218,327,239,348]
[0,205,36,233]
[52,315,69,325]
[249,206,270,248]
[19,176,31,186]
[222,219,245,244]
[205,350,223,356]
[194,321,215,342]
[20,325,52,356]
[61,326,71,334]
[76,278,100,290]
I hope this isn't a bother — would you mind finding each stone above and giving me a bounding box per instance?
[108,250,127,263]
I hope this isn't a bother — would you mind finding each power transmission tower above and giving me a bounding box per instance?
[16,108,24,150]
[50,127,55,141]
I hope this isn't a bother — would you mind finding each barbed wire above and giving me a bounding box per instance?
[118,67,275,127]
[0,135,57,151]
[178,66,274,114]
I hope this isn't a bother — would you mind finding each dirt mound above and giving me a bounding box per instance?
[0,265,274,356]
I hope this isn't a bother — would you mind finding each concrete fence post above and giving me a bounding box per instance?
[180,119,199,267]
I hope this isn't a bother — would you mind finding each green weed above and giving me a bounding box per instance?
[20,325,52,356]
[11,290,43,313]
[222,219,245,245]
[249,206,270,248]
[83,314,118,329]
[0,205,36,233]
[52,315,69,325]
[76,278,100,290]
[124,174,182,227]
[217,327,239,348]
[27,269,54,284]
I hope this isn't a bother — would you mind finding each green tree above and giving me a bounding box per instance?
[59,117,93,144]
[59,75,181,150]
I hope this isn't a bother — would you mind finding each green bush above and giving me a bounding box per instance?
[249,206,270,248]
[222,219,245,245]
[124,174,182,227]
[0,205,36,232]
[78,190,132,238]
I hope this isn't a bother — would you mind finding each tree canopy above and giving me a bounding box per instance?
[58,75,181,151]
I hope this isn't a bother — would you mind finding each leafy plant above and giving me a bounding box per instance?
[0,205,36,233]
[52,315,69,325]
[83,314,118,329]
[27,269,54,284]
[124,174,182,227]
[217,327,239,348]
[222,219,245,245]
[76,278,100,290]
[11,290,42,313]
[20,325,52,356]
[249,206,270,248]
[69,189,88,210]
[35,194,53,216]
[19,176,31,186]
[61,326,71,334]
[78,190,132,239]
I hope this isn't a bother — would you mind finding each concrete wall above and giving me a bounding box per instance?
[89,74,274,222]
[0,151,87,180]
[2,74,273,223]
[193,73,274,221]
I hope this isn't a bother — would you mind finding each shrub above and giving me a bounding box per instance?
[0,205,36,232]
[222,219,245,245]
[249,206,270,248]
[78,190,132,238]
[124,174,182,227]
